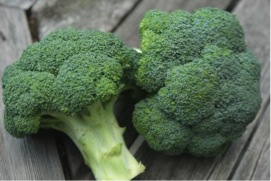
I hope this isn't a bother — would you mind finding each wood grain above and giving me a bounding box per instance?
[32,0,139,39]
[231,101,270,180]
[251,136,270,180]
[115,0,233,47]
[0,0,36,10]
[234,0,270,66]
[0,6,65,180]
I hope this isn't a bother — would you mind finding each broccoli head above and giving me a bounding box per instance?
[2,29,144,180]
[137,8,246,92]
[133,8,261,157]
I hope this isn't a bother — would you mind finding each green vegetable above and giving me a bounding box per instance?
[1,7,263,179]
[2,29,144,180]
[133,8,262,157]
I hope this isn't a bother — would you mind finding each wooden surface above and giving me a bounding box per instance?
[0,0,269,180]
[0,0,36,10]
[0,6,65,180]
[32,0,139,39]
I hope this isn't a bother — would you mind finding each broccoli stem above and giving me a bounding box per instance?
[40,97,144,180]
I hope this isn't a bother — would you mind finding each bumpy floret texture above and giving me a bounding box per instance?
[133,8,262,157]
[137,8,246,92]
[2,29,137,137]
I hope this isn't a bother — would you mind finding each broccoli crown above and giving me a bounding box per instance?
[133,8,262,157]
[2,29,137,137]
[137,8,246,92]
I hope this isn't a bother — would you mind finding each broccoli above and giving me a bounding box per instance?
[133,8,262,157]
[2,29,145,180]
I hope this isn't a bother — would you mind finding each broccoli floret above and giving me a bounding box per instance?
[133,8,261,157]
[133,96,192,155]
[2,29,144,180]
[137,8,246,93]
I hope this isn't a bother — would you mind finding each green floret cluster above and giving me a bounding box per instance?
[137,8,246,92]
[133,8,261,157]
[3,29,139,136]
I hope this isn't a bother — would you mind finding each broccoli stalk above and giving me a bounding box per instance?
[41,96,144,180]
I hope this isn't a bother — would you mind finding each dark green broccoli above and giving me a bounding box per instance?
[137,8,246,92]
[2,29,144,180]
[133,8,261,157]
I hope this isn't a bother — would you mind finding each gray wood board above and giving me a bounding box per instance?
[32,0,139,39]
[133,0,270,180]
[0,0,36,10]
[115,0,233,47]
[0,6,65,180]
[232,98,270,180]
[234,0,270,66]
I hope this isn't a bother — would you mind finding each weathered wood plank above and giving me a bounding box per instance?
[231,102,270,180]
[0,0,36,10]
[234,0,270,66]
[0,6,65,180]
[115,0,233,47]
[32,0,139,39]
[134,144,217,180]
[251,137,270,180]
[131,0,270,180]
